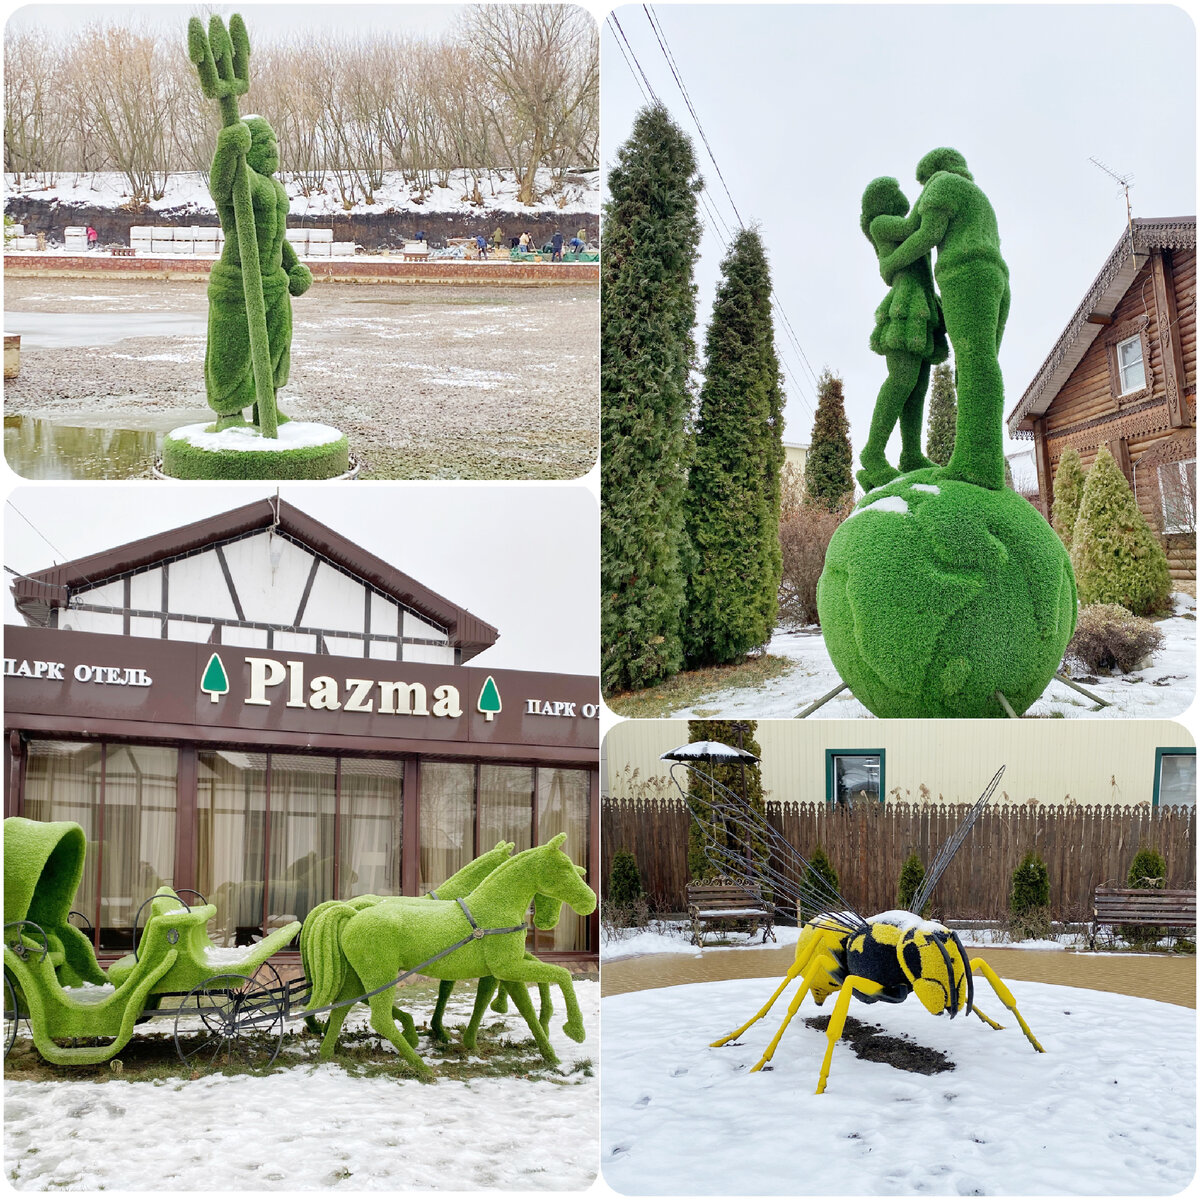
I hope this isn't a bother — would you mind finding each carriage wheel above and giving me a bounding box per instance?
[173,973,284,1070]
[4,970,20,1059]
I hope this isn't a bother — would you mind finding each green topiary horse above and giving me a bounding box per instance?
[301,835,596,1077]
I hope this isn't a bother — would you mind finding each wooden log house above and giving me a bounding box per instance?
[1008,217,1196,590]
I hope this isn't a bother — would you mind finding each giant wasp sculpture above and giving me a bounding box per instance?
[662,742,1044,1094]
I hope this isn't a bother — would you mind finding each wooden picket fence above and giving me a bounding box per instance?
[602,797,1196,921]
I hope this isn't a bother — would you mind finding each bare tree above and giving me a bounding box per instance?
[463,4,598,204]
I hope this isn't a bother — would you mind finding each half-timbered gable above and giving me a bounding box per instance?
[1008,217,1196,588]
[11,498,499,664]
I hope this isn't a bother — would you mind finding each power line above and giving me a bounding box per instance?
[6,501,68,563]
[607,13,657,105]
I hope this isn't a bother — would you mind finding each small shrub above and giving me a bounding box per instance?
[1124,845,1167,948]
[778,499,852,628]
[609,849,644,907]
[1127,846,1167,889]
[801,844,840,921]
[1065,603,1164,674]
[897,852,927,914]
[601,896,651,937]
[1009,851,1052,940]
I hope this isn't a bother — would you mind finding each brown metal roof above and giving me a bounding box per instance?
[10,498,500,662]
[1007,217,1196,438]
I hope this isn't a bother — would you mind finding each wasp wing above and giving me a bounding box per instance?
[662,745,864,936]
[911,764,1005,915]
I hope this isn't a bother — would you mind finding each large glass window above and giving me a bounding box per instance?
[419,763,475,894]
[339,758,403,899]
[537,767,590,952]
[23,740,177,950]
[197,750,267,947]
[479,765,534,854]
[268,755,336,934]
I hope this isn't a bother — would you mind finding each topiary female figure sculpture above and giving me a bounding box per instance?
[189,14,311,435]
[857,176,947,492]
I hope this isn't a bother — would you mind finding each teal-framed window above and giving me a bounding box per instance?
[1153,747,1196,808]
[825,749,885,807]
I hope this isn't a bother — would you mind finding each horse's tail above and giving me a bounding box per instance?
[301,901,358,1009]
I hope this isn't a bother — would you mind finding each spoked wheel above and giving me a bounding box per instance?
[173,973,284,1070]
[4,970,20,1059]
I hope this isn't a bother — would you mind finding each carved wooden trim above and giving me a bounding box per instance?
[1151,249,1190,429]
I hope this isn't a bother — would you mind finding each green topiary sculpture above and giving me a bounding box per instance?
[161,14,348,480]
[857,177,946,492]
[1070,445,1172,616]
[817,148,1076,717]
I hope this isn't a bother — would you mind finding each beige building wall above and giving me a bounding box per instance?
[603,718,1194,808]
[782,442,808,477]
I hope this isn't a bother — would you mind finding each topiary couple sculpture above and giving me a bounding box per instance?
[160,14,349,480]
[816,148,1076,718]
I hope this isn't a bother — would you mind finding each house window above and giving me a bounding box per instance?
[1153,748,1196,808]
[1116,335,1146,394]
[1157,459,1196,534]
[825,750,884,807]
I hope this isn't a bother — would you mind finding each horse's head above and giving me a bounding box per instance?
[535,834,597,917]
[531,865,587,929]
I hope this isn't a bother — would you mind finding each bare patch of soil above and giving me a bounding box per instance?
[803,1013,956,1075]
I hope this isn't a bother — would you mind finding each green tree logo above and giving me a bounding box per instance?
[477,675,502,721]
[201,653,230,703]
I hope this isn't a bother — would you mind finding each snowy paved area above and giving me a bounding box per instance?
[601,978,1194,1195]
[660,594,1196,720]
[4,981,598,1191]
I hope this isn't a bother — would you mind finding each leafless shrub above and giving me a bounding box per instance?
[1064,603,1165,675]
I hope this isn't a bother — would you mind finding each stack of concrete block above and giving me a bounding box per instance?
[64,225,88,251]
[287,227,334,258]
[331,241,356,257]
[12,236,38,251]
[130,225,153,253]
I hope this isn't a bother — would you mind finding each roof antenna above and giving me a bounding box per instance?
[1089,156,1135,251]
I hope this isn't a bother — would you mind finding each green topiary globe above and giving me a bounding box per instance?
[817,469,1077,717]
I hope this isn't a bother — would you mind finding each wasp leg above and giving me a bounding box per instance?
[969,957,1045,1052]
[971,1003,1004,1030]
[713,926,840,1048]
[815,975,884,1094]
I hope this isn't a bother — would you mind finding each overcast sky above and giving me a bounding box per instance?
[602,2,1196,469]
[4,3,473,40]
[3,484,598,676]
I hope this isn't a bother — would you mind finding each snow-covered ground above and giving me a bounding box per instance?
[4,981,598,1191]
[601,920,1075,962]
[6,168,599,220]
[661,593,1196,720]
[601,977,1194,1195]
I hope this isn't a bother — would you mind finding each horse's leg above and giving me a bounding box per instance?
[503,976,560,1064]
[430,979,455,1042]
[490,980,509,1014]
[463,977,500,1050]
[319,1003,351,1061]
[392,1003,419,1048]
[365,988,431,1077]
[498,957,586,1045]
[537,981,553,1029]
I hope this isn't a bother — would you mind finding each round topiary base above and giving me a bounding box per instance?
[160,421,350,481]
[816,468,1077,718]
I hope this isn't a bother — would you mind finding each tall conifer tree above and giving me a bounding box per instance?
[601,104,703,695]
[805,369,854,509]
[685,720,765,880]
[683,228,786,666]
[925,361,957,465]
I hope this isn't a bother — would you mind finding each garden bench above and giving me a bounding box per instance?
[1091,886,1196,949]
[686,880,775,946]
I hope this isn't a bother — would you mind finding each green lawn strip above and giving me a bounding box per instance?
[606,653,794,718]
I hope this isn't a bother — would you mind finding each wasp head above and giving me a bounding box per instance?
[896,923,973,1017]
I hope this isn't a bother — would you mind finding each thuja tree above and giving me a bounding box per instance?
[1071,446,1172,615]
[1051,448,1086,548]
[925,361,957,466]
[683,228,785,667]
[686,720,764,881]
[805,369,854,510]
[601,104,702,694]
